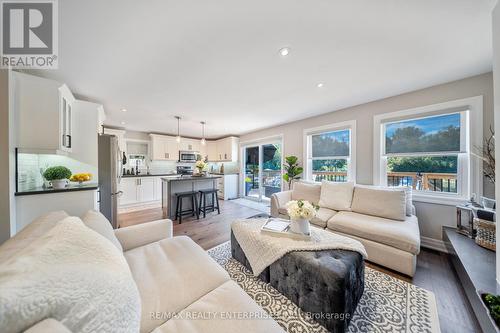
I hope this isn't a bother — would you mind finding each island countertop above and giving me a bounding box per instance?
[161,175,222,182]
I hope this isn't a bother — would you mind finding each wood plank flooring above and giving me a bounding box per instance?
[118,200,481,333]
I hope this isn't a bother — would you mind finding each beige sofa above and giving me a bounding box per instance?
[0,211,284,333]
[271,181,420,277]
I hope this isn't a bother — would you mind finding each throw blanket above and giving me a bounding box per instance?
[0,217,141,333]
[231,218,367,276]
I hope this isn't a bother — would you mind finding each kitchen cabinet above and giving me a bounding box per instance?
[104,128,126,154]
[215,174,239,200]
[118,176,163,208]
[119,178,140,205]
[13,72,76,154]
[206,141,218,161]
[216,136,239,162]
[178,138,200,152]
[150,134,178,161]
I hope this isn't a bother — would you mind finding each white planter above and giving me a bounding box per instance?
[290,217,311,235]
[50,179,69,189]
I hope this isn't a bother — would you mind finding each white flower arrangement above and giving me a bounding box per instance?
[195,160,206,170]
[286,200,318,220]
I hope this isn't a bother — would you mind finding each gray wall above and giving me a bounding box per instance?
[0,70,12,244]
[492,1,500,285]
[240,73,494,242]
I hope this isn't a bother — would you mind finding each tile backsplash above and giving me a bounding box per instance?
[17,153,98,191]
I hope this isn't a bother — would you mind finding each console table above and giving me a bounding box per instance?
[443,226,498,333]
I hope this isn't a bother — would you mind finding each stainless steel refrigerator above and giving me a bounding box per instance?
[98,134,123,229]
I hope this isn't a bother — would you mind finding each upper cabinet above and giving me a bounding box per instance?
[12,72,102,166]
[215,136,239,162]
[150,134,178,161]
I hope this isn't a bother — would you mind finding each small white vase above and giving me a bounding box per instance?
[50,179,68,189]
[290,217,311,235]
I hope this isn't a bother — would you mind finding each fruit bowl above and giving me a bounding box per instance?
[70,173,92,186]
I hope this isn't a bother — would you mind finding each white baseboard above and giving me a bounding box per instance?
[420,236,448,253]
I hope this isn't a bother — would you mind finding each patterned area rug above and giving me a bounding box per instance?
[208,241,441,333]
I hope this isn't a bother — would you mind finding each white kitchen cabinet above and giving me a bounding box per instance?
[139,177,156,202]
[119,178,140,205]
[119,176,163,208]
[178,138,200,152]
[13,72,75,154]
[104,128,126,154]
[216,137,239,162]
[215,174,239,200]
[206,141,218,161]
[150,134,178,161]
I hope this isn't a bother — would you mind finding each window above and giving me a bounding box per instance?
[304,121,356,182]
[384,113,462,193]
[374,96,483,204]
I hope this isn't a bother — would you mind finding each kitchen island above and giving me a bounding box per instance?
[161,175,221,219]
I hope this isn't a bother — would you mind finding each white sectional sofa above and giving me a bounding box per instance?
[271,181,421,276]
[0,211,284,333]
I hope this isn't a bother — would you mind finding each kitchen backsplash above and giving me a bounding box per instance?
[17,153,98,191]
[125,159,240,175]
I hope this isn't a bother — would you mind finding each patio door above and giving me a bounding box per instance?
[243,141,282,202]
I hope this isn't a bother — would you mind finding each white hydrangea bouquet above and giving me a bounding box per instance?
[194,160,206,176]
[285,200,318,235]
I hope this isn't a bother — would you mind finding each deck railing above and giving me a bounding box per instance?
[312,171,458,193]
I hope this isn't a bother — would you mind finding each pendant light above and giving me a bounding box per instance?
[200,121,206,145]
[175,116,181,143]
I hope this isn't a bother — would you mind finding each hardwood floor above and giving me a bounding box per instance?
[118,200,481,333]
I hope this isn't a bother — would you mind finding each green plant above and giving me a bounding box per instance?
[244,177,252,183]
[283,156,303,189]
[43,166,72,181]
[483,293,500,327]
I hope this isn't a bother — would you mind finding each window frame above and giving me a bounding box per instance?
[303,120,356,183]
[373,96,483,206]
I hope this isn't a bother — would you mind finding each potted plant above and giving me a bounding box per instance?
[245,177,252,196]
[283,155,303,190]
[43,166,72,189]
[286,199,318,235]
[481,293,500,330]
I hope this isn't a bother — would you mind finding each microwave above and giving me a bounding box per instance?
[179,151,200,163]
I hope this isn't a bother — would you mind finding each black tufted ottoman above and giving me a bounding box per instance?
[231,231,364,333]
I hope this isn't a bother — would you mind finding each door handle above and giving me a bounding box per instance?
[113,191,123,197]
[67,135,71,148]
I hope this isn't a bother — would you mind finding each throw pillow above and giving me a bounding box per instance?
[291,181,321,205]
[351,186,406,221]
[318,181,355,211]
[81,210,123,251]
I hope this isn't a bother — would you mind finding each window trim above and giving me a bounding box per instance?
[303,120,356,183]
[373,96,483,205]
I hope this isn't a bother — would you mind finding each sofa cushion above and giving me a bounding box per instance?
[0,211,68,264]
[291,181,321,205]
[310,207,337,228]
[152,280,285,333]
[351,186,406,221]
[356,184,413,216]
[319,181,354,211]
[327,211,420,254]
[0,217,141,333]
[124,236,230,333]
[81,210,123,251]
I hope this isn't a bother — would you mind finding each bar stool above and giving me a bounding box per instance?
[175,191,199,223]
[198,189,221,218]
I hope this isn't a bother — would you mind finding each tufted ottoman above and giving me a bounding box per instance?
[231,231,364,333]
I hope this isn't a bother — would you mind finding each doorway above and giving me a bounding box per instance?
[242,141,282,202]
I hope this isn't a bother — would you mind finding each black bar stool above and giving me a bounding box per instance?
[198,189,221,218]
[175,191,199,223]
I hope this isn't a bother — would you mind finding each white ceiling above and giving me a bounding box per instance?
[32,0,495,139]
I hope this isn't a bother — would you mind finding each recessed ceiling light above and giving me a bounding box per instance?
[317,83,324,88]
[121,121,126,125]
[121,108,127,112]
[279,47,290,57]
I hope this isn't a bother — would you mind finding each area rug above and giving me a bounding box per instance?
[208,241,441,333]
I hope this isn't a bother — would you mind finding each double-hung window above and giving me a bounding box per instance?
[304,121,356,182]
[374,96,483,204]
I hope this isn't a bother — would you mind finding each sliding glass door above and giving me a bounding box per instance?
[243,141,282,202]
